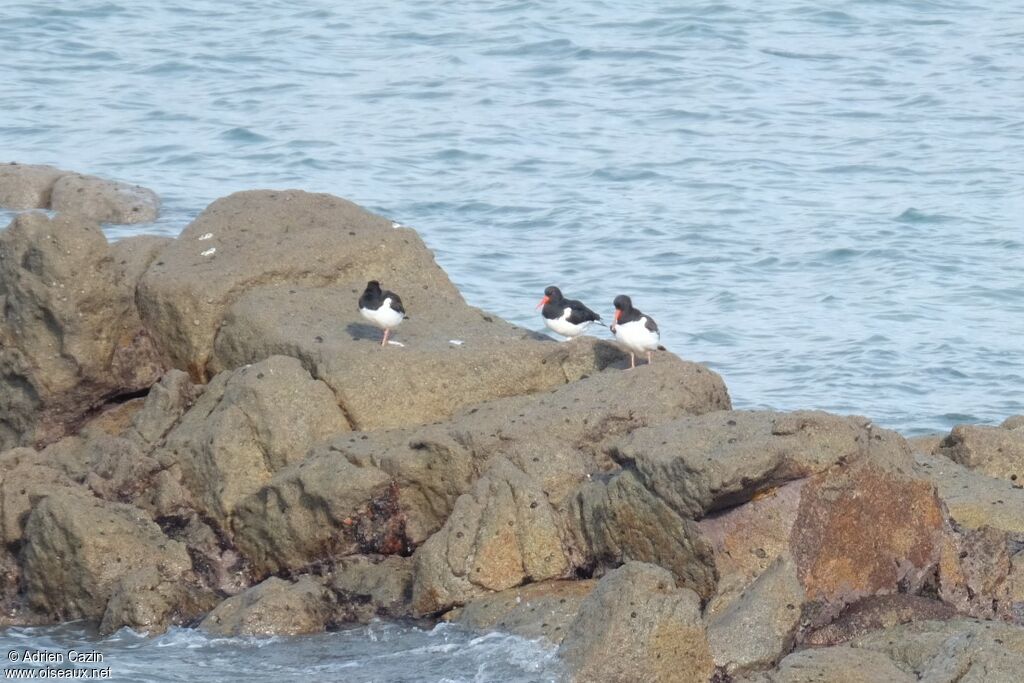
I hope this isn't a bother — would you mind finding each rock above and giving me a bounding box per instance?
[125,369,200,448]
[137,189,462,380]
[20,489,192,621]
[699,481,806,620]
[232,358,728,576]
[328,555,414,623]
[0,163,67,210]
[768,646,915,683]
[99,565,218,635]
[0,212,166,449]
[915,452,1024,534]
[610,410,883,518]
[803,595,955,647]
[0,456,75,545]
[200,576,332,636]
[558,562,715,683]
[231,455,395,577]
[936,423,1024,483]
[156,356,349,529]
[449,579,596,644]
[707,555,805,676]
[1002,415,1024,430]
[50,173,160,224]
[411,458,570,616]
[850,618,1024,682]
[938,525,1016,621]
[568,469,718,599]
[906,434,943,455]
[1011,551,1024,624]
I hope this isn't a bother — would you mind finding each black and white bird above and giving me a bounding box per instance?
[358,280,407,346]
[611,294,665,368]
[536,285,602,339]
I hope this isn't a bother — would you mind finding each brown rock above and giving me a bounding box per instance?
[567,469,717,599]
[0,163,67,210]
[200,576,332,636]
[936,423,1024,483]
[915,452,1024,534]
[558,562,715,683]
[50,173,160,224]
[803,595,955,647]
[411,458,570,616]
[231,358,728,577]
[450,579,596,644]
[99,565,218,635]
[328,555,414,623]
[938,525,1015,621]
[0,456,75,545]
[20,488,192,621]
[768,646,914,683]
[0,212,165,449]
[137,189,462,380]
[156,356,349,529]
[707,555,805,675]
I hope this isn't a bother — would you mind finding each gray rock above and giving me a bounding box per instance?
[20,488,192,621]
[50,173,160,224]
[0,212,166,449]
[156,356,349,530]
[558,562,715,683]
[0,163,67,210]
[411,458,570,616]
[707,555,804,676]
[450,579,596,644]
[803,595,955,647]
[0,456,75,545]
[200,576,332,636]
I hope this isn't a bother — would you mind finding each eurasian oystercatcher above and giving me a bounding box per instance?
[358,280,407,346]
[536,285,602,339]
[611,294,665,368]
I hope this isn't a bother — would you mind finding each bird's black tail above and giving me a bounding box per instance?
[658,345,666,351]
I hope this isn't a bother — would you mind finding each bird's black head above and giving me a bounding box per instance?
[543,285,563,301]
[613,295,633,311]
[365,280,382,293]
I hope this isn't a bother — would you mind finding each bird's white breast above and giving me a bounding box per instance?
[360,297,405,329]
[544,307,592,338]
[614,318,660,353]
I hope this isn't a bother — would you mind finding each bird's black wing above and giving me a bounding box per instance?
[385,290,407,316]
[643,313,659,333]
[565,298,602,325]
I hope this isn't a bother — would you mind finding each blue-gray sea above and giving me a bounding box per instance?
[1,0,1022,679]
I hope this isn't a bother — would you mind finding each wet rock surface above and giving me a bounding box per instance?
[1,178,1023,680]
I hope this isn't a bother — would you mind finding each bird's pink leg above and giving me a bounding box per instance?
[647,350,653,365]
[630,352,636,369]
[381,328,390,346]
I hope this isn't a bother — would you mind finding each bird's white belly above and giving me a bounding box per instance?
[545,311,591,338]
[614,318,659,353]
[360,299,404,329]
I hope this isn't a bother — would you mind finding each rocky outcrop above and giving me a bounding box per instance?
[0,213,166,449]
[200,576,332,636]
[329,555,414,623]
[99,566,218,636]
[558,562,715,683]
[50,173,160,224]
[0,163,67,210]
[231,358,729,577]
[20,489,192,621]
[766,646,916,683]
